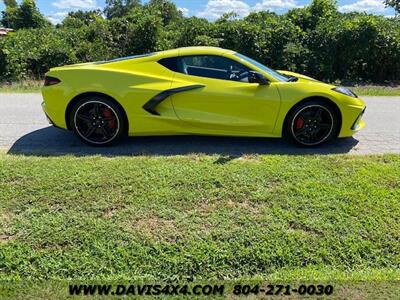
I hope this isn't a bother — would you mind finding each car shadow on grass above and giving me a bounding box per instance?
[7,126,359,157]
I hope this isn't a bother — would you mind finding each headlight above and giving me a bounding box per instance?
[332,86,357,98]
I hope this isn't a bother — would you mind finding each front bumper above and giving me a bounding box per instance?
[351,106,366,131]
[338,103,366,138]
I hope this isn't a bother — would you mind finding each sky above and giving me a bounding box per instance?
[0,0,396,24]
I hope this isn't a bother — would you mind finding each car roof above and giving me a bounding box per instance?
[93,47,235,68]
[158,46,235,58]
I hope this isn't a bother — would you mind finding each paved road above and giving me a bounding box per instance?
[0,93,399,156]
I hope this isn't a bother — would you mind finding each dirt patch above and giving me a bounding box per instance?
[0,234,13,242]
[103,206,118,219]
[225,199,263,215]
[124,216,182,242]
[195,199,262,216]
[238,154,263,162]
[288,221,323,236]
[0,211,15,243]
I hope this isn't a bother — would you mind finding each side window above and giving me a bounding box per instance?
[158,57,179,72]
[182,55,251,82]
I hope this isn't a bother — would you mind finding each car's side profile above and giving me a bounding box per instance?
[41,46,366,146]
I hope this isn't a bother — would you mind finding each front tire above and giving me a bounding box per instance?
[69,96,126,146]
[285,100,339,147]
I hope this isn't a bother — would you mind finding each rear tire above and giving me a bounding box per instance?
[285,100,339,147]
[69,96,126,146]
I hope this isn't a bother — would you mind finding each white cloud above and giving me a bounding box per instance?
[196,0,301,20]
[178,7,190,17]
[339,0,386,13]
[52,0,97,10]
[47,11,68,24]
[50,0,99,24]
[197,0,251,19]
[254,0,298,10]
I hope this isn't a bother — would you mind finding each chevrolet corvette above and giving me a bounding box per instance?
[41,46,366,146]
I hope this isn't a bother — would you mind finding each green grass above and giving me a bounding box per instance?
[0,80,42,93]
[0,153,399,298]
[349,85,400,96]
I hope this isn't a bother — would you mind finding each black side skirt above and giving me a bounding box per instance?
[143,84,205,115]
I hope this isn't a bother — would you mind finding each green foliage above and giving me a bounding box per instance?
[145,0,182,26]
[305,15,400,82]
[384,0,400,13]
[0,28,77,79]
[104,0,141,19]
[106,8,162,57]
[171,17,213,47]
[74,19,115,62]
[1,0,50,29]
[61,9,103,28]
[308,0,338,28]
[0,0,399,83]
[3,0,17,8]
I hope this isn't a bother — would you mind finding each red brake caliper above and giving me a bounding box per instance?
[296,117,304,129]
[101,107,116,129]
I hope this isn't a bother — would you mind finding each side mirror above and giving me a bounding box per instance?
[248,71,268,85]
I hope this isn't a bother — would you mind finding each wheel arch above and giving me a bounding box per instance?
[282,96,342,137]
[65,92,129,132]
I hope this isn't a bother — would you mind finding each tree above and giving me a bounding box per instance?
[286,0,337,31]
[1,0,18,28]
[308,0,337,28]
[286,7,313,31]
[1,0,50,29]
[62,10,103,27]
[3,0,17,8]
[106,7,162,56]
[104,0,141,19]
[384,0,400,14]
[145,0,182,25]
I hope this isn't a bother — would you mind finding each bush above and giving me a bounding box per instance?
[107,8,162,57]
[0,0,399,84]
[0,28,77,80]
[305,14,400,83]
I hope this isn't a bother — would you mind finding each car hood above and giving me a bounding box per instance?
[277,70,338,92]
[277,70,320,82]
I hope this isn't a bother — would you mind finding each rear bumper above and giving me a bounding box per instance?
[41,86,69,129]
[42,101,51,123]
[42,101,62,129]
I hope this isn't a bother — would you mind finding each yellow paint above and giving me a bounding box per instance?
[42,46,365,139]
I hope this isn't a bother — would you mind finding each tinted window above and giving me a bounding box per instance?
[178,55,251,82]
[158,57,179,72]
[234,53,289,82]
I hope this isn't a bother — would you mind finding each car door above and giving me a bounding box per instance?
[167,55,281,135]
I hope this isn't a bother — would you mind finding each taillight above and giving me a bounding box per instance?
[44,76,61,86]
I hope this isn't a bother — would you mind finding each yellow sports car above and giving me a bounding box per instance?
[42,46,365,146]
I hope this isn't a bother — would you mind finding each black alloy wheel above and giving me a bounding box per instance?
[71,97,126,146]
[287,101,338,146]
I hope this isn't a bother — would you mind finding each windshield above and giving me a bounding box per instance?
[234,53,289,82]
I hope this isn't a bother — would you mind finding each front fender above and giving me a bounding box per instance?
[273,82,365,137]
